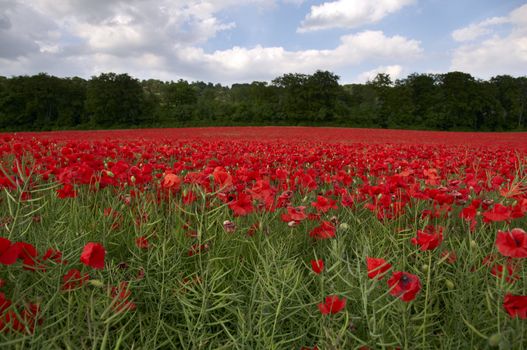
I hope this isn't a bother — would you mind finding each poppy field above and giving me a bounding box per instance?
[0,127,526,349]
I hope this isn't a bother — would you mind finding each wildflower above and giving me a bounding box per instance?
[62,269,89,291]
[411,226,443,251]
[80,242,106,270]
[495,228,527,258]
[387,271,421,302]
[135,236,149,249]
[310,259,324,274]
[503,294,527,319]
[366,257,391,279]
[318,295,346,315]
[309,221,336,239]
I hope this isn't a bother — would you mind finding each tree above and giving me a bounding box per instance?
[86,73,146,127]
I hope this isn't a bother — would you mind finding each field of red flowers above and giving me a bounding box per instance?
[0,127,526,349]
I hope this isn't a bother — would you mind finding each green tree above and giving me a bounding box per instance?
[86,73,146,127]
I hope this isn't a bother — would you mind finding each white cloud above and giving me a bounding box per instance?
[0,0,421,84]
[172,31,421,83]
[298,0,415,32]
[452,16,508,42]
[451,4,527,78]
[356,65,403,83]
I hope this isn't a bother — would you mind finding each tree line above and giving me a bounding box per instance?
[0,70,525,131]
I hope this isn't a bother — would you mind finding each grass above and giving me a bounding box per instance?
[0,171,525,350]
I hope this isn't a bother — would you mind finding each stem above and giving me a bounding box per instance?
[422,252,432,347]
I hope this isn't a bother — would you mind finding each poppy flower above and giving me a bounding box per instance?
[42,248,63,264]
[11,242,38,270]
[318,295,346,315]
[111,281,137,312]
[212,168,233,191]
[310,259,324,274]
[228,193,254,216]
[387,271,421,302]
[0,238,21,265]
[309,221,336,239]
[311,195,338,213]
[56,183,77,199]
[62,269,89,290]
[411,226,443,251]
[162,173,181,190]
[281,206,307,223]
[490,263,519,284]
[483,204,511,223]
[80,242,106,270]
[366,257,391,279]
[135,236,149,249]
[503,294,527,319]
[495,228,527,258]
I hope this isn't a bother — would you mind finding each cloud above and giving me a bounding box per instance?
[298,0,415,32]
[356,65,403,83]
[0,0,421,84]
[451,4,527,78]
[173,31,421,83]
[452,16,508,42]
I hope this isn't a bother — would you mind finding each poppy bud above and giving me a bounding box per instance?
[421,264,429,273]
[130,175,136,183]
[106,171,114,178]
[339,223,349,230]
[445,279,455,290]
[470,240,478,249]
[88,279,105,288]
[488,333,501,347]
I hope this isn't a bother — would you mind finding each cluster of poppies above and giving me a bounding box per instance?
[0,128,526,345]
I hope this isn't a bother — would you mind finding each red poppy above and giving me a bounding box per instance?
[188,243,209,257]
[483,204,511,223]
[503,294,527,319]
[135,236,149,249]
[13,242,38,270]
[310,259,324,274]
[0,238,21,265]
[62,269,89,290]
[56,183,77,198]
[311,195,338,213]
[212,167,233,191]
[111,281,136,312]
[490,263,519,284]
[495,228,527,258]
[318,295,346,315]
[387,271,421,302]
[309,221,336,239]
[42,248,63,264]
[366,257,391,279]
[411,226,443,251]
[440,250,457,264]
[80,242,106,270]
[162,172,181,190]
[228,193,254,216]
[281,206,308,223]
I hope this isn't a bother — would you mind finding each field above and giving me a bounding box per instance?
[0,126,526,349]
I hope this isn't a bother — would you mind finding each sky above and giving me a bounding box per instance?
[0,0,526,85]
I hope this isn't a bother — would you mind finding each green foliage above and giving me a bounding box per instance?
[0,71,526,131]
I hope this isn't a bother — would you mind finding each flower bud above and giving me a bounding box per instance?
[488,333,501,347]
[445,279,455,290]
[88,279,105,288]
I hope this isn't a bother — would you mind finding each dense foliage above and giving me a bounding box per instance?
[0,71,526,131]
[0,127,526,349]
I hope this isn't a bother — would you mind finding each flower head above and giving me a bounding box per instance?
[318,295,346,315]
[80,242,106,270]
[387,271,421,302]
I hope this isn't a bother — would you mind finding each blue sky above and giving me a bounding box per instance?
[0,0,526,84]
